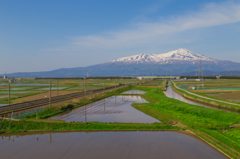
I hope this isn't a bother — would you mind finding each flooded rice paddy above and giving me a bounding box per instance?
[0,131,227,159]
[50,95,159,123]
[122,90,146,94]
[0,104,7,107]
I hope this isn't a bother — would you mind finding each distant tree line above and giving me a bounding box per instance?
[180,76,240,79]
[35,76,136,80]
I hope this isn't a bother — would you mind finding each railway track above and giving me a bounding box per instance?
[0,84,133,117]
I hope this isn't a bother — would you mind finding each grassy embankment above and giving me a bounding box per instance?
[0,121,178,132]
[161,80,167,91]
[131,86,240,158]
[171,80,240,112]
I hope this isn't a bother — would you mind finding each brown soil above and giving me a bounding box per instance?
[139,86,159,88]
[13,91,81,102]
[208,92,240,100]
[193,90,238,93]
[64,81,92,84]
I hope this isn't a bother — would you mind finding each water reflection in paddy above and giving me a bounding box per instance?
[50,95,159,123]
[122,90,146,94]
[0,131,227,159]
[0,104,7,107]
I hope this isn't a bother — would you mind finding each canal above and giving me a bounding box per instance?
[0,104,7,107]
[163,85,223,110]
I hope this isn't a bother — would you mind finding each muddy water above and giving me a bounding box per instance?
[50,95,159,123]
[122,90,146,94]
[164,86,219,109]
[0,131,227,159]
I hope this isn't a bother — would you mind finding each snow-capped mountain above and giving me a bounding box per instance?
[111,48,219,65]
[5,48,240,77]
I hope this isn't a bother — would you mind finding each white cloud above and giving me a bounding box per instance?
[47,1,240,52]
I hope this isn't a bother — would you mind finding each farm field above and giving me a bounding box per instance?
[176,79,240,89]
[0,78,139,104]
[206,92,240,102]
[13,91,81,102]
[175,79,240,103]
[3,82,240,158]
[140,79,164,86]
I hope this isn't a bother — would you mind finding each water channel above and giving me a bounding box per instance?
[0,131,227,159]
[49,95,159,123]
[0,83,54,86]
[163,85,222,110]
[0,104,7,107]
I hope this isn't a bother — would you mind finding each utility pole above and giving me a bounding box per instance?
[57,80,58,96]
[8,84,10,105]
[82,78,84,93]
[49,81,51,107]
[104,79,105,93]
[84,77,86,96]
[104,98,105,112]
[197,59,204,89]
[85,105,87,122]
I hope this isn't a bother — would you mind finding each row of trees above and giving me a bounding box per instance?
[180,76,240,79]
[35,76,136,80]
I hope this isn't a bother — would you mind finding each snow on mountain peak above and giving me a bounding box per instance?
[111,48,217,65]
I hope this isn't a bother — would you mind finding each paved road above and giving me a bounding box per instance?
[172,81,240,107]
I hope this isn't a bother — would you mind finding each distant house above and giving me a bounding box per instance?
[3,75,8,79]
[216,75,221,80]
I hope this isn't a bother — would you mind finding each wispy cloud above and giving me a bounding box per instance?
[47,1,240,52]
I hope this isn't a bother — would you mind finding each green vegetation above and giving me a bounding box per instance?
[0,120,179,132]
[161,80,167,91]
[36,76,136,80]
[180,76,240,79]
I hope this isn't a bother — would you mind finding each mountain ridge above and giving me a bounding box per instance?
[2,48,240,77]
[110,48,219,65]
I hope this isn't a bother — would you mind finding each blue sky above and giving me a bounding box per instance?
[1,0,240,73]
